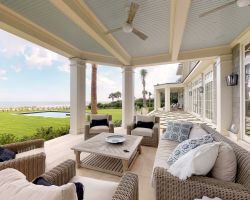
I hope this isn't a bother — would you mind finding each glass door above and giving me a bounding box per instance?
[244,41,250,142]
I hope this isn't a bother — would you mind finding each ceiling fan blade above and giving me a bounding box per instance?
[199,0,236,18]
[126,2,139,24]
[132,28,148,40]
[106,27,122,34]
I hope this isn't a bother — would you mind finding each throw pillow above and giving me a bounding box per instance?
[168,142,221,180]
[90,119,109,128]
[189,125,208,139]
[33,176,84,200]
[135,121,154,129]
[0,147,16,162]
[167,134,214,165]
[211,142,237,182]
[136,115,155,123]
[162,121,193,142]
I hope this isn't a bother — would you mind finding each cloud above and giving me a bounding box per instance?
[11,65,22,73]
[58,63,70,73]
[24,47,62,69]
[0,69,8,81]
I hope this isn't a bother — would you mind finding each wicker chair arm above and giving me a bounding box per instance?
[112,172,138,200]
[0,152,46,181]
[1,139,44,153]
[84,123,90,140]
[153,167,250,200]
[109,121,114,133]
[127,123,135,135]
[41,159,76,186]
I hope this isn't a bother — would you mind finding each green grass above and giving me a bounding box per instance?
[0,109,122,137]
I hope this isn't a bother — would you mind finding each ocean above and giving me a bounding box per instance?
[0,101,70,108]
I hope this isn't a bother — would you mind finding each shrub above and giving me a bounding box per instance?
[0,126,70,145]
[113,120,122,127]
[0,133,18,145]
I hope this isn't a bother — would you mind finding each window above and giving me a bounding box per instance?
[192,78,202,116]
[244,42,250,141]
[204,71,213,120]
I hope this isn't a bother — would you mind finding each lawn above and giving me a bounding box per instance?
[0,109,122,137]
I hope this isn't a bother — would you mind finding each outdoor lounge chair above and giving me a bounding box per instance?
[0,139,46,181]
[41,159,138,200]
[127,115,160,147]
[84,114,114,140]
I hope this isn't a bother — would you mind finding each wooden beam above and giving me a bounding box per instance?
[178,45,232,61]
[131,53,172,67]
[169,0,191,61]
[49,0,131,65]
[230,27,250,48]
[0,3,122,66]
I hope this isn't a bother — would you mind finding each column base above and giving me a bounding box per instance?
[69,128,85,135]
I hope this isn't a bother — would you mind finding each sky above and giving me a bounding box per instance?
[0,29,180,103]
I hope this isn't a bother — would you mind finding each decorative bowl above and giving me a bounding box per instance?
[105,135,126,144]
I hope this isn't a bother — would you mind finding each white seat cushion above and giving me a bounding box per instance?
[0,168,77,200]
[89,126,109,134]
[69,176,118,200]
[131,127,153,137]
[15,148,45,159]
[151,139,179,187]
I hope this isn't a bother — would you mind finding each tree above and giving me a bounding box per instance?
[114,91,121,100]
[109,91,121,101]
[91,64,97,114]
[108,93,115,101]
[140,69,148,107]
[148,91,152,107]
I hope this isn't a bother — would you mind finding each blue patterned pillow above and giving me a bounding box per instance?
[167,134,214,166]
[163,121,193,142]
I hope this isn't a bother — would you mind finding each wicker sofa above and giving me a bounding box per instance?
[41,159,139,200]
[0,139,46,181]
[127,115,160,147]
[85,114,114,140]
[152,124,250,200]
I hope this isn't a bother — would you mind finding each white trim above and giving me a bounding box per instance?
[242,37,250,143]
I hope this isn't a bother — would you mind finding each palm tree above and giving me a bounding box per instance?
[91,63,97,114]
[108,93,115,101]
[140,69,148,107]
[148,91,152,107]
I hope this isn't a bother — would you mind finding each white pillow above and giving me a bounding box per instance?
[0,168,77,200]
[168,142,220,180]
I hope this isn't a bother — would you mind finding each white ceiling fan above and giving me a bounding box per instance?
[106,2,148,40]
[199,0,250,18]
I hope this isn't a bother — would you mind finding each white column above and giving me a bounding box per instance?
[154,89,161,110]
[70,58,86,135]
[122,67,135,128]
[165,87,170,112]
[216,55,233,135]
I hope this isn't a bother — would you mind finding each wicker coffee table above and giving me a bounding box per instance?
[71,132,143,176]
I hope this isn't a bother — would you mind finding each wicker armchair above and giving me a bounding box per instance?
[127,115,160,147]
[84,114,114,140]
[41,159,139,200]
[153,124,250,200]
[0,139,46,181]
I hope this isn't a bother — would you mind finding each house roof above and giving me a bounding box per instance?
[0,0,249,66]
